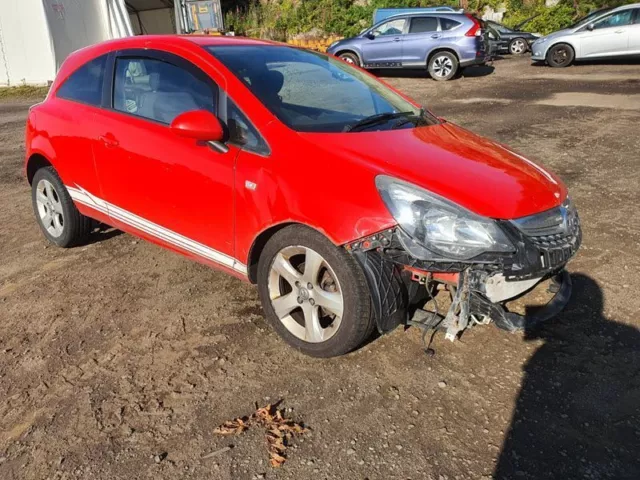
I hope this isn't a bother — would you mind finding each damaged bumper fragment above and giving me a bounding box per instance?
[346,206,581,339]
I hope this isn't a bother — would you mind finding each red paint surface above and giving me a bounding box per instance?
[25,35,566,281]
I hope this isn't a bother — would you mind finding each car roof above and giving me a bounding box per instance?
[74,35,283,56]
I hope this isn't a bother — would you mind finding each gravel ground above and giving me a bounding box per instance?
[1,55,639,480]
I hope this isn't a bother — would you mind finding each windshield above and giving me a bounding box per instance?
[570,8,613,29]
[207,45,436,133]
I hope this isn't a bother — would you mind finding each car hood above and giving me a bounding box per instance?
[302,122,566,220]
[537,28,574,43]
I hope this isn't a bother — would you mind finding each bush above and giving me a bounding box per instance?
[223,0,640,40]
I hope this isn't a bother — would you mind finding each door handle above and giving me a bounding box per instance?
[431,34,441,39]
[615,30,624,34]
[99,134,119,148]
[393,37,401,42]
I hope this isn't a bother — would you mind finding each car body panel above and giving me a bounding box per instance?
[25,35,566,285]
[300,122,566,220]
[531,4,640,62]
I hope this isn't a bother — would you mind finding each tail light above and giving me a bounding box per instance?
[464,14,483,37]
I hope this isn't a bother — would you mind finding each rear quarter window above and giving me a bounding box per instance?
[56,55,108,106]
[440,18,462,31]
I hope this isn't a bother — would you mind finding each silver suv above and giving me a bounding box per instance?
[531,3,640,67]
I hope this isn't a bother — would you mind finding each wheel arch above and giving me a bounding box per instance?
[427,47,460,65]
[547,41,577,58]
[246,221,343,283]
[334,49,363,64]
[26,153,54,185]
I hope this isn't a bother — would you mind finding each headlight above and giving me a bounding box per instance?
[376,176,514,260]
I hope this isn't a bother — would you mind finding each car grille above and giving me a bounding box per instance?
[511,198,582,269]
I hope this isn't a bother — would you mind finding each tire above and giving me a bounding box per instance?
[31,166,92,248]
[509,38,528,55]
[428,51,458,81]
[546,43,574,68]
[338,52,360,67]
[257,225,375,357]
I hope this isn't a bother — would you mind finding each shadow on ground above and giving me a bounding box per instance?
[375,64,495,80]
[84,223,123,246]
[495,273,640,479]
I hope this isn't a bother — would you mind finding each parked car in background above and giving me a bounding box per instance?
[25,35,581,357]
[486,18,540,54]
[328,13,488,81]
[531,3,640,67]
[373,7,462,25]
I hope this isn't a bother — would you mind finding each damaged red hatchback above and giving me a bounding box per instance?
[25,36,581,357]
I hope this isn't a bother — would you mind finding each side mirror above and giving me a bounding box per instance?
[365,32,375,40]
[170,110,224,142]
[587,23,595,31]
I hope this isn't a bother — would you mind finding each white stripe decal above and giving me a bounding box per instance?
[66,185,248,275]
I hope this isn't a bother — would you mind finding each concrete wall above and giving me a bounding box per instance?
[0,0,56,86]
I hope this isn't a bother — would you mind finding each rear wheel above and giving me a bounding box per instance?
[546,43,574,68]
[338,52,360,67]
[257,225,374,357]
[509,38,528,55]
[31,167,92,247]
[428,51,458,81]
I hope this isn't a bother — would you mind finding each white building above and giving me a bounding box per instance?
[0,0,223,86]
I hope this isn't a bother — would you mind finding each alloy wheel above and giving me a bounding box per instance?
[340,55,355,65]
[268,246,344,343]
[432,55,454,78]
[510,39,526,54]
[35,179,64,238]
[552,47,569,66]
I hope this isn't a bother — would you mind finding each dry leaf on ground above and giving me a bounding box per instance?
[213,402,308,467]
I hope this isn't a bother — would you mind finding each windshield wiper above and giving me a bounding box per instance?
[343,111,416,132]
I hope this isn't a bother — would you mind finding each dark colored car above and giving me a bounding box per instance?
[486,18,541,55]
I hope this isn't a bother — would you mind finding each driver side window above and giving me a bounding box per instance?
[593,10,633,29]
[113,56,217,125]
[372,18,406,36]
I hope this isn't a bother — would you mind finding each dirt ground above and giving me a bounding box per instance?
[1,55,639,480]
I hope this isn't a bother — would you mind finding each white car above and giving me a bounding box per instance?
[531,4,640,67]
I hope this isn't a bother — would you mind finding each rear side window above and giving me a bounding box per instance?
[409,17,438,33]
[440,18,462,31]
[57,55,107,106]
[113,57,217,124]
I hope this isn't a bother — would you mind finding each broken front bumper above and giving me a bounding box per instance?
[348,207,581,338]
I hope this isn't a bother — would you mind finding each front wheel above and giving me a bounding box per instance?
[257,225,375,357]
[546,43,574,68]
[428,52,458,81]
[338,52,360,67]
[509,38,528,55]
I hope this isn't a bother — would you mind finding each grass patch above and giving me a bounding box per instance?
[0,85,50,100]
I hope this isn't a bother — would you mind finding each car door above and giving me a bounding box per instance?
[628,9,640,53]
[402,16,440,65]
[361,17,407,67]
[91,49,240,269]
[579,9,634,57]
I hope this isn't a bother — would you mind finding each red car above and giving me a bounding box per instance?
[24,36,581,357]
